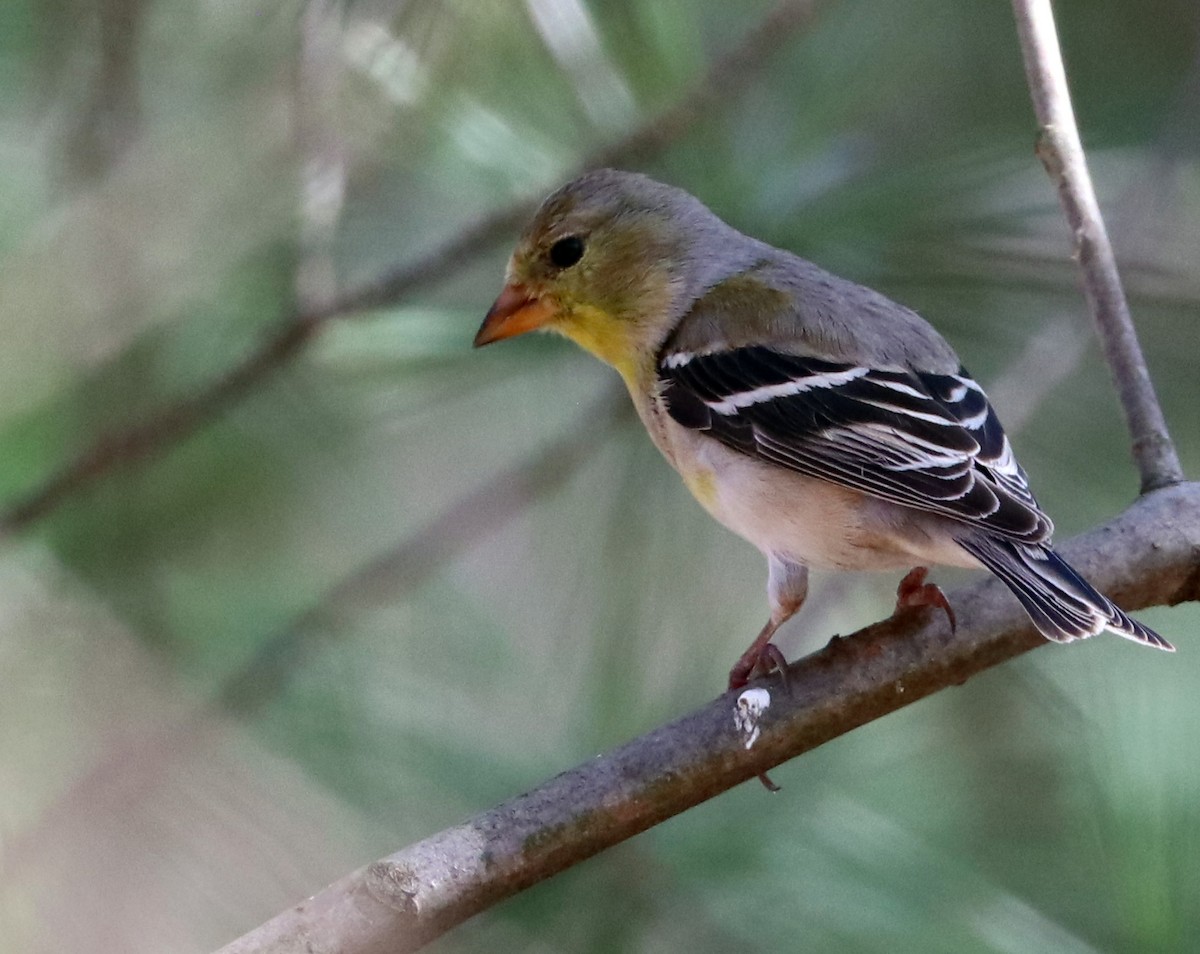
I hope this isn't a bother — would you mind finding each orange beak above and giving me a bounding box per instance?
[474,284,556,347]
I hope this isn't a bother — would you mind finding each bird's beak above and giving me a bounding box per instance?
[474,284,556,347]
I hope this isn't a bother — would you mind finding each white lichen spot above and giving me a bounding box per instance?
[734,688,771,749]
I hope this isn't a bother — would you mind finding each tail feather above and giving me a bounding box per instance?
[957,536,1174,652]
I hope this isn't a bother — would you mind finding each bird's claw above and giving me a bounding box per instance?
[895,566,957,632]
[728,641,789,692]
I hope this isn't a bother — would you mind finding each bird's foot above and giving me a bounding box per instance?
[894,566,957,632]
[730,631,790,793]
[728,641,788,692]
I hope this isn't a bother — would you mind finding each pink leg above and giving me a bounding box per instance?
[729,556,807,691]
[731,556,808,792]
[894,566,957,632]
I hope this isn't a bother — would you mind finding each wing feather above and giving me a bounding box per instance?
[658,345,1051,542]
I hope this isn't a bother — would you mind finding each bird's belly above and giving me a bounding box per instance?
[650,412,974,571]
[694,446,900,569]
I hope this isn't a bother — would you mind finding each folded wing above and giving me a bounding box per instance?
[658,345,1051,543]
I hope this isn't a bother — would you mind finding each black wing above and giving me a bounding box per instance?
[658,345,1051,542]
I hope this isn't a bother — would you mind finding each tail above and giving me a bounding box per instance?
[957,536,1174,652]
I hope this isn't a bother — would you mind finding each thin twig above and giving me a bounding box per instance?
[1011,0,1184,492]
[0,0,826,534]
[214,483,1200,954]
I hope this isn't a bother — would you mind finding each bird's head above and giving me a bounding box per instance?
[474,169,735,379]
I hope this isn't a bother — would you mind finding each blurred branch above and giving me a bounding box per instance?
[0,0,827,535]
[1011,0,1185,492]
[2,392,629,881]
[930,245,1200,308]
[295,0,348,312]
[0,316,322,531]
[587,0,826,169]
[59,0,146,183]
[215,483,1200,954]
[220,389,630,715]
[984,313,1087,434]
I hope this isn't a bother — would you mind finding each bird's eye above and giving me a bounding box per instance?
[549,235,585,269]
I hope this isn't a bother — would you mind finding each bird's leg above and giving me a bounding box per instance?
[729,556,808,793]
[729,617,785,792]
[729,556,809,692]
[894,566,957,632]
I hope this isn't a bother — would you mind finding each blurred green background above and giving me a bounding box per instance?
[0,0,1197,951]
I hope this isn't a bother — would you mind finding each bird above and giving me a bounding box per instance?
[474,168,1173,693]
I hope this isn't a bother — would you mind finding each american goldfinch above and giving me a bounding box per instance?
[475,169,1173,690]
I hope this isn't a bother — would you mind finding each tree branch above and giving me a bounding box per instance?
[214,482,1200,954]
[1011,0,1184,492]
[0,0,827,535]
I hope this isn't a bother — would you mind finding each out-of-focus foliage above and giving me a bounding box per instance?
[0,0,1197,951]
